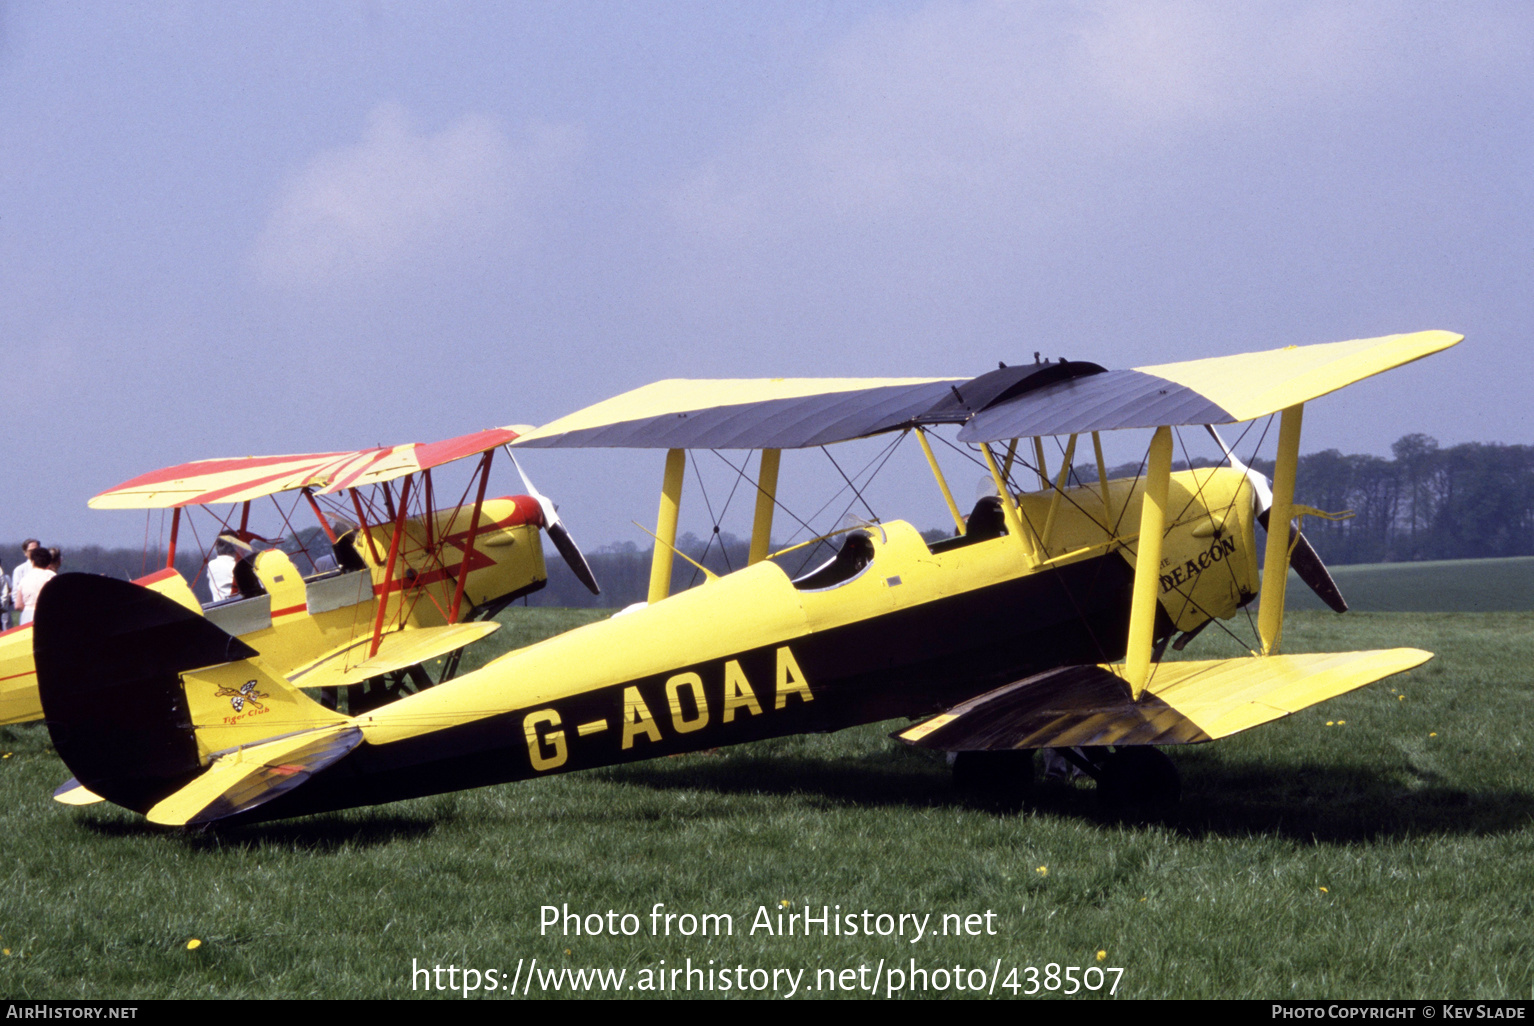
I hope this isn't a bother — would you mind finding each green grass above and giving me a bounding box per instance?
[453,605,610,672]
[1,609,1531,999]
[1288,555,1534,612]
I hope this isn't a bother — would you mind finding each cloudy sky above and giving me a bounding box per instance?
[2,1,1530,555]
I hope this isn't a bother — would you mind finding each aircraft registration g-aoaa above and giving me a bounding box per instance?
[31,330,1459,826]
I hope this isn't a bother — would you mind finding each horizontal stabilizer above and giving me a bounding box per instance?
[286,622,501,689]
[146,725,363,827]
[898,649,1431,751]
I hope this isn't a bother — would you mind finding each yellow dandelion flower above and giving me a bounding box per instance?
[1326,721,1334,726]
[564,949,572,957]
[779,899,789,908]
[1096,950,1107,962]
[3,949,9,956]
[1430,732,1438,737]
[1337,720,1346,726]
[2,752,11,758]
[1319,887,1328,893]
[186,939,202,950]
[1036,865,1048,876]
[1399,695,1406,701]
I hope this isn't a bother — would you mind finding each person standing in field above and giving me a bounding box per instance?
[8,539,39,629]
[15,544,55,626]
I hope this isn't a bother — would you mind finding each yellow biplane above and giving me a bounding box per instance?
[3,425,598,746]
[31,331,1457,825]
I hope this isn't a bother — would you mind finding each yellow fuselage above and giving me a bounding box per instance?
[242,469,1260,818]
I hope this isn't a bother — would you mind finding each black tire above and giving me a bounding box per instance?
[1097,747,1180,812]
[951,750,1037,803]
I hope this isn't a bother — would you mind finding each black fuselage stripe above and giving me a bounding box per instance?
[251,551,1141,821]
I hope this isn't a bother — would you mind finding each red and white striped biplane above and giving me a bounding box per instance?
[0,427,597,753]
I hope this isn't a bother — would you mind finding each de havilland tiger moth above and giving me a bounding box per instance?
[31,330,1460,826]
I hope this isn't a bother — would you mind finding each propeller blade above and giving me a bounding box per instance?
[1290,528,1347,614]
[548,521,601,596]
[1208,426,1346,614]
[509,451,559,528]
[1257,508,1348,613]
[507,451,601,596]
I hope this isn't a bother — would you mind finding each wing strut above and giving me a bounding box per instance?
[301,488,338,544]
[980,443,1030,558]
[449,450,494,624]
[648,449,686,604]
[165,507,181,569]
[1125,425,1172,698]
[748,448,782,565]
[368,474,412,658]
[1258,403,1303,654]
[1032,438,1049,490]
[1040,434,1077,549]
[349,489,383,563]
[916,429,965,533]
[1092,432,1113,524]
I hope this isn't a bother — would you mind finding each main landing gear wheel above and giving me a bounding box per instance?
[1096,747,1180,814]
[950,750,1037,805]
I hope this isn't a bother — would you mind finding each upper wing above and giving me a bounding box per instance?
[957,330,1461,441]
[511,377,966,449]
[88,451,354,509]
[510,331,1459,452]
[89,425,533,509]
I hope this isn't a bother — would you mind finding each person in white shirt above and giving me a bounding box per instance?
[207,536,240,603]
[9,539,39,624]
[206,534,258,603]
[15,546,54,626]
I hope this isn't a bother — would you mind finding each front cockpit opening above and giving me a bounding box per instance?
[791,532,876,591]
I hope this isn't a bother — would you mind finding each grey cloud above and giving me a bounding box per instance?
[251,103,583,288]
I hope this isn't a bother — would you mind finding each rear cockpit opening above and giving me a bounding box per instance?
[926,496,1008,554]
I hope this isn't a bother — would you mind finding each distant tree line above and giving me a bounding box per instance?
[1275,434,1534,565]
[19,435,1531,609]
[1066,433,1534,566]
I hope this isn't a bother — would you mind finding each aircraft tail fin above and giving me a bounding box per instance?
[35,573,347,818]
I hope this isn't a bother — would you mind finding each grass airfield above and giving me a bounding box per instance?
[1,595,1532,998]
